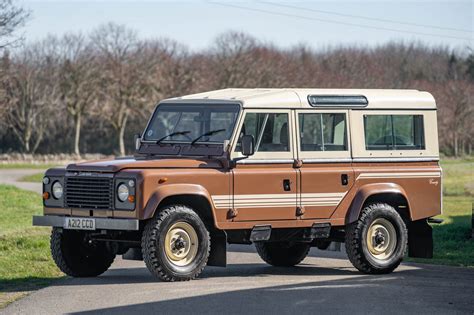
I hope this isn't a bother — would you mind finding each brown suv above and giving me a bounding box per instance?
[33,88,442,281]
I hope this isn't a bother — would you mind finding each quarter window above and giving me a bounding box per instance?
[364,115,425,150]
[237,113,290,152]
[298,113,348,151]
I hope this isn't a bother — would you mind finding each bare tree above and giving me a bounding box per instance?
[91,23,146,156]
[0,29,472,156]
[0,0,29,49]
[57,33,97,155]
[0,43,56,152]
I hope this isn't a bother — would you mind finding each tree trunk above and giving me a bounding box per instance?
[453,132,458,157]
[74,112,82,156]
[118,113,129,156]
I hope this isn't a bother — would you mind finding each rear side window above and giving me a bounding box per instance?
[298,113,347,151]
[364,115,425,150]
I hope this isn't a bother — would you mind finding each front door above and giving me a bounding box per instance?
[296,110,354,219]
[231,110,297,221]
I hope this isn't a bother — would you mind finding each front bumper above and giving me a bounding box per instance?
[32,215,139,231]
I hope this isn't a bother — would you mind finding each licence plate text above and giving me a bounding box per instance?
[64,218,96,230]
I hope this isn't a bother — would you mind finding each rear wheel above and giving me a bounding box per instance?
[255,242,311,267]
[142,205,210,281]
[50,228,116,277]
[345,203,408,274]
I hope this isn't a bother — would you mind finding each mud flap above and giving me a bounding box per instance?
[408,219,433,258]
[207,229,227,267]
[122,248,143,261]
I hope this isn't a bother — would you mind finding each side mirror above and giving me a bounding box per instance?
[241,135,255,157]
[134,133,142,151]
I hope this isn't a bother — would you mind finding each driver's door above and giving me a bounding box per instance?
[230,109,297,222]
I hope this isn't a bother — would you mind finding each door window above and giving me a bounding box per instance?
[237,112,290,152]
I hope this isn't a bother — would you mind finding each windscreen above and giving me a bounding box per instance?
[143,103,240,143]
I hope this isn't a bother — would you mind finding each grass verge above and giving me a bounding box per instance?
[19,172,45,183]
[0,185,63,309]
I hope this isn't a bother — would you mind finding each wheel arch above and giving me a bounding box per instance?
[345,183,412,225]
[141,184,227,267]
[141,184,217,228]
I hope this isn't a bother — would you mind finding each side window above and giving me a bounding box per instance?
[364,114,425,150]
[237,112,290,152]
[298,113,347,151]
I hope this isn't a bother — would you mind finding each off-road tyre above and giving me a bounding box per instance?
[345,202,408,274]
[141,205,210,282]
[50,227,116,277]
[255,242,311,267]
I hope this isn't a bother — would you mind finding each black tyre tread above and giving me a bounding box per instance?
[50,228,115,277]
[345,202,407,274]
[141,205,210,282]
[255,242,310,267]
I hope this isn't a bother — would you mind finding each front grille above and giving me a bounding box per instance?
[65,176,114,210]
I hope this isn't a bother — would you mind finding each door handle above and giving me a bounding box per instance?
[341,174,349,186]
[283,179,291,191]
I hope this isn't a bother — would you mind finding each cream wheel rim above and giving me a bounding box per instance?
[164,222,198,267]
[366,218,397,260]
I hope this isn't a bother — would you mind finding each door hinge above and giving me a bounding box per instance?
[227,208,238,219]
[296,206,305,217]
[293,159,303,168]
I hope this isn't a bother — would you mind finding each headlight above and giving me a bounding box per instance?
[117,183,129,202]
[52,181,63,199]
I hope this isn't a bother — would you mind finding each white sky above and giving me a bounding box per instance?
[19,0,474,51]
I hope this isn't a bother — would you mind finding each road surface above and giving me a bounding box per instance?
[2,246,474,314]
[1,169,474,314]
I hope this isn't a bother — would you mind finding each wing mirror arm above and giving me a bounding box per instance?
[230,135,255,168]
[134,133,142,151]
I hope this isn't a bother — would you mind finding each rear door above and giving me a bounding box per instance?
[231,109,298,221]
[295,109,354,219]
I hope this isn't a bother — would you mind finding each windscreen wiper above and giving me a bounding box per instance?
[190,129,226,145]
[155,131,191,144]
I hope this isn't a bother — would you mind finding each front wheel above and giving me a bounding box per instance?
[345,203,408,274]
[50,228,116,277]
[142,205,210,281]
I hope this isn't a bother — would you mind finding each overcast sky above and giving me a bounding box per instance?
[19,0,473,51]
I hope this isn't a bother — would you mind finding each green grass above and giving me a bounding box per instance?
[440,159,474,196]
[19,172,45,183]
[0,185,63,308]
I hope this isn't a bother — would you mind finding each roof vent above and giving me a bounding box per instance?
[308,95,368,107]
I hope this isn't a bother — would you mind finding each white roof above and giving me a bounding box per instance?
[165,88,436,109]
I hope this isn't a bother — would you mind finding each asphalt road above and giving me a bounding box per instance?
[2,245,474,315]
[1,169,474,314]
[0,169,44,194]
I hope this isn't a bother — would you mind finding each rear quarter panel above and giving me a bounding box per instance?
[333,162,442,223]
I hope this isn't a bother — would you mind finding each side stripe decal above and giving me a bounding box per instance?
[357,172,441,180]
[211,192,347,209]
[212,172,441,210]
